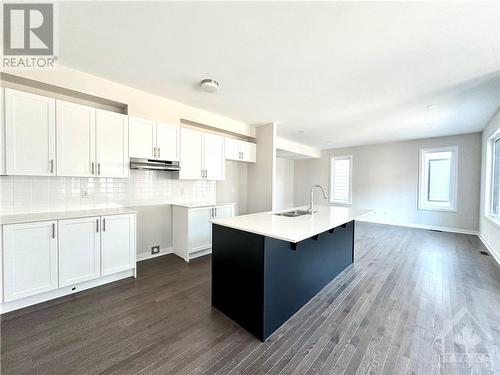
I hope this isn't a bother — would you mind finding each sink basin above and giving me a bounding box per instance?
[274,209,314,217]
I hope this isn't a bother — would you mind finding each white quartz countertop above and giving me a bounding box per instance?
[172,202,235,208]
[0,207,137,225]
[210,205,371,243]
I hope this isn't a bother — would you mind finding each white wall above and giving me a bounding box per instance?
[275,157,295,210]
[217,160,248,215]
[479,109,500,262]
[295,133,482,233]
[247,123,276,213]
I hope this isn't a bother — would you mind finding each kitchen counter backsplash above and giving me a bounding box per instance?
[0,170,216,215]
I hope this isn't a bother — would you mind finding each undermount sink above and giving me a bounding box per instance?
[274,209,316,217]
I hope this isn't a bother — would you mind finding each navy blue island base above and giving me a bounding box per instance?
[211,220,355,341]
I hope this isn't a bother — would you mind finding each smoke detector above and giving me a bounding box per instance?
[200,79,220,93]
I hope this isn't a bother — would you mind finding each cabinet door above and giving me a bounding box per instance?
[156,122,180,161]
[214,205,234,219]
[58,217,101,287]
[224,138,240,161]
[5,88,56,176]
[3,221,58,302]
[188,208,212,252]
[96,110,129,178]
[101,214,135,276]
[56,100,96,177]
[241,141,257,163]
[129,117,156,159]
[179,128,204,180]
[204,133,225,180]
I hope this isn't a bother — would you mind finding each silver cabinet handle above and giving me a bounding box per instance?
[91,162,95,175]
[51,223,55,239]
[201,169,204,178]
[215,207,217,217]
[50,159,54,173]
[158,147,160,158]
[96,218,99,232]
[98,163,101,175]
[153,147,156,158]
[103,218,106,232]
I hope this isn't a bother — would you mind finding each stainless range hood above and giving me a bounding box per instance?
[130,158,180,171]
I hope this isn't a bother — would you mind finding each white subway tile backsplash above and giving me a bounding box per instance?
[0,170,216,215]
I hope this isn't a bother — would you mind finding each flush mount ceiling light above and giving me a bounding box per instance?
[200,79,220,93]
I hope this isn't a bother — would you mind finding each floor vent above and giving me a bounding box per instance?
[480,251,490,256]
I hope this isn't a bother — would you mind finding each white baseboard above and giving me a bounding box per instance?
[357,217,479,236]
[137,247,173,262]
[478,233,500,266]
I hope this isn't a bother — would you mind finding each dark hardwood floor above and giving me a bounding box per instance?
[1,222,499,374]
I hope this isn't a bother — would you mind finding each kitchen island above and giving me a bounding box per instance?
[210,205,370,341]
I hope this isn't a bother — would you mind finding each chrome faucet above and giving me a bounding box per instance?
[308,185,328,213]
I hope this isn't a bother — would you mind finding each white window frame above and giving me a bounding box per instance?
[418,146,458,212]
[330,155,353,204]
[485,128,500,226]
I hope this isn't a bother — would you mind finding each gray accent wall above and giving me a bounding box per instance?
[294,133,481,232]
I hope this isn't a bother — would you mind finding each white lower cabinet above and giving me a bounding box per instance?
[172,204,234,262]
[59,217,101,287]
[1,212,136,312]
[101,214,136,276]
[3,221,58,302]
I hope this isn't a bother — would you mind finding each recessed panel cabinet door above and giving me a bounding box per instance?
[129,117,156,159]
[179,128,203,180]
[5,88,56,176]
[204,133,225,180]
[214,205,234,219]
[224,138,240,161]
[96,110,129,178]
[56,100,96,177]
[58,217,101,287]
[188,208,212,252]
[101,214,135,276]
[3,221,58,302]
[156,122,180,161]
[241,142,257,163]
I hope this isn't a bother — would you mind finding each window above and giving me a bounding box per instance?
[330,156,352,204]
[418,146,458,212]
[487,133,500,223]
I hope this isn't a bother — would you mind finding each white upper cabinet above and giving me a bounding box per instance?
[3,221,58,302]
[96,109,129,178]
[156,122,180,161]
[56,100,96,177]
[5,88,56,176]
[204,133,225,180]
[101,214,136,276]
[129,116,156,159]
[240,141,256,162]
[180,128,204,180]
[224,138,256,163]
[129,117,180,161]
[58,217,101,287]
[180,128,225,180]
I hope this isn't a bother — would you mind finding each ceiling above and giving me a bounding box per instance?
[58,1,500,149]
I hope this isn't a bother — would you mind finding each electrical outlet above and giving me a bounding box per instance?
[151,246,160,255]
[81,188,90,198]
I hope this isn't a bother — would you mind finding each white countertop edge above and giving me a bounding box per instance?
[172,202,235,208]
[210,206,372,243]
[0,207,137,225]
